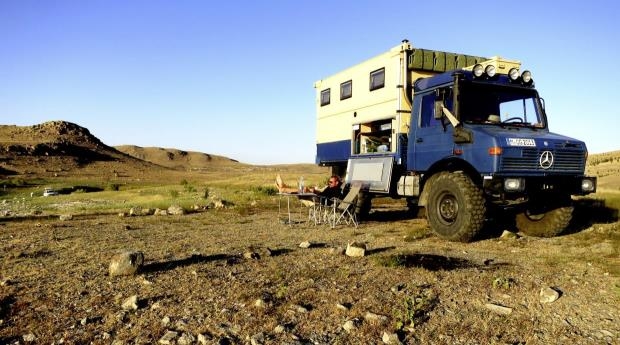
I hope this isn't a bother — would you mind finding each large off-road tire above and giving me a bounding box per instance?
[516,196,573,237]
[426,172,486,242]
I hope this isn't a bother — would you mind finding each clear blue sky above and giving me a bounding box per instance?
[1,0,617,164]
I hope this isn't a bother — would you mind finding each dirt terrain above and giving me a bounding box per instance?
[0,122,619,344]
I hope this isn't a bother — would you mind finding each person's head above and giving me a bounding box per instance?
[328,175,341,188]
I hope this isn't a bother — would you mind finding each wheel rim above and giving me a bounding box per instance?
[524,209,545,221]
[437,191,459,225]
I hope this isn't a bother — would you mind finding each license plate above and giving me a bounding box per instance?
[507,138,536,147]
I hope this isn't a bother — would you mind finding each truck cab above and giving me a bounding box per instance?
[314,40,596,241]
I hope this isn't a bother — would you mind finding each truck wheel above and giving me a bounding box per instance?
[426,172,486,242]
[516,197,573,237]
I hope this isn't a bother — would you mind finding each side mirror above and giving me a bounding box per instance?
[434,89,444,119]
[434,100,443,120]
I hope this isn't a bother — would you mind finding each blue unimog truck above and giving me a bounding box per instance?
[313,40,596,241]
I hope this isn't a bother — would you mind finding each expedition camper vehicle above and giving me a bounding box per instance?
[314,40,596,242]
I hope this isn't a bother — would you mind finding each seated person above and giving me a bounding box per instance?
[276,174,343,202]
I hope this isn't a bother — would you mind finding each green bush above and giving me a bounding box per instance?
[106,183,120,191]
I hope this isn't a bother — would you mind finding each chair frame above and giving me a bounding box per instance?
[329,184,361,228]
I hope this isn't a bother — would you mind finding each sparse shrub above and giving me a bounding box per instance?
[492,276,515,289]
[403,227,432,241]
[374,254,407,268]
[250,185,277,196]
[106,183,120,191]
[395,288,436,330]
[275,284,288,299]
[169,190,179,198]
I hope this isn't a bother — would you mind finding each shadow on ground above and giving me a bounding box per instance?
[374,253,491,271]
[567,197,619,234]
[141,253,232,273]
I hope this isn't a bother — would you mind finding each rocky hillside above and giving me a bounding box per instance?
[0,121,158,179]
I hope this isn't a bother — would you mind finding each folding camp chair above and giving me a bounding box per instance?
[330,184,361,228]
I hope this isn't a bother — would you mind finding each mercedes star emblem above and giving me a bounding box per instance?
[539,151,554,169]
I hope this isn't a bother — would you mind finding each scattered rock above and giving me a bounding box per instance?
[299,241,312,248]
[161,316,171,326]
[539,287,561,303]
[346,242,366,257]
[292,304,308,313]
[243,251,260,260]
[167,205,185,215]
[329,246,345,255]
[154,208,168,216]
[197,333,210,344]
[342,319,360,332]
[59,214,73,221]
[390,284,405,293]
[121,295,139,311]
[254,299,267,308]
[336,303,350,311]
[500,230,518,239]
[382,331,401,344]
[273,324,286,334]
[484,303,512,315]
[109,251,144,276]
[158,330,178,344]
[364,311,389,325]
[250,332,265,345]
[177,332,196,345]
[22,333,36,342]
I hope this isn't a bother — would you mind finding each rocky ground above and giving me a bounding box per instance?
[0,200,618,345]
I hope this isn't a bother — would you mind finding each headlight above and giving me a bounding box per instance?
[473,64,484,78]
[485,65,496,78]
[521,70,532,84]
[504,178,525,192]
[581,178,596,193]
[508,68,520,81]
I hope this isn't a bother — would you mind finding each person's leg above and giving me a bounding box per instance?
[276,174,298,193]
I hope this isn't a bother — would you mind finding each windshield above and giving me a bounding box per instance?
[458,83,545,128]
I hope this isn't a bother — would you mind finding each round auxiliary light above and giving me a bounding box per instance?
[521,70,532,84]
[508,68,520,81]
[472,64,484,78]
[485,64,496,77]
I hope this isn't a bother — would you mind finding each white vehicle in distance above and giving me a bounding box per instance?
[43,188,59,197]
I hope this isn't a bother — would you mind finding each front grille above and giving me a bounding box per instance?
[500,147,585,173]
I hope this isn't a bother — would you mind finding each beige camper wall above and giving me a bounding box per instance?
[314,43,409,145]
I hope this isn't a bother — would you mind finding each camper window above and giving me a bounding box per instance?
[320,88,331,106]
[340,80,352,100]
[369,68,385,91]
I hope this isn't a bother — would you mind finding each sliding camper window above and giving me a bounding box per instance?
[369,68,385,91]
[320,88,331,106]
[353,119,392,154]
[340,80,352,100]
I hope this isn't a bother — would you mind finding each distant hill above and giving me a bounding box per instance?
[115,145,245,171]
[587,150,620,192]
